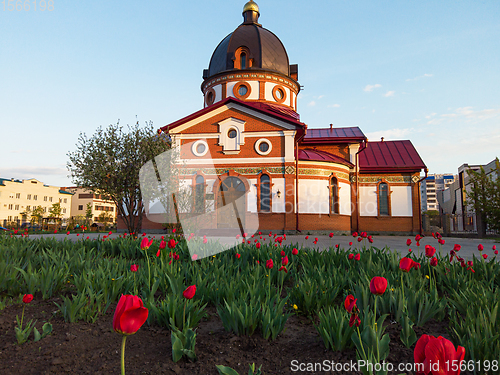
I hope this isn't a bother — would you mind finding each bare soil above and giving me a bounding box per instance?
[0,295,456,375]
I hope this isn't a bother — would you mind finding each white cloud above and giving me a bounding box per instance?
[365,128,415,141]
[384,91,395,97]
[363,84,382,92]
[328,103,340,108]
[406,73,433,81]
[425,113,437,119]
[427,107,500,125]
[317,95,324,100]
[307,101,316,107]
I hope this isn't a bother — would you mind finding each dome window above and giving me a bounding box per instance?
[206,89,215,106]
[272,85,287,104]
[240,53,247,69]
[233,82,251,100]
[228,129,237,139]
[234,47,252,70]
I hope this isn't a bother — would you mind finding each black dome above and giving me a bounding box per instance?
[206,10,290,78]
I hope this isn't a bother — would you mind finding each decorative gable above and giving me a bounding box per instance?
[217,117,246,154]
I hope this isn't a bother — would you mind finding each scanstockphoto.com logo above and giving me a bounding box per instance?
[139,140,259,260]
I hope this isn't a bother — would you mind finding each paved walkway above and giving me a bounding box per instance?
[24,232,498,261]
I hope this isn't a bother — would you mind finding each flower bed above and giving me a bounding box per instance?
[0,232,499,374]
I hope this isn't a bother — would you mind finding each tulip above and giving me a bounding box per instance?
[168,239,177,249]
[191,254,198,261]
[278,266,288,273]
[203,237,208,244]
[130,264,138,272]
[354,254,360,261]
[113,295,149,375]
[414,334,465,375]
[349,242,353,246]
[280,250,285,256]
[344,295,356,313]
[453,244,461,251]
[282,256,288,266]
[370,276,387,295]
[406,239,412,246]
[156,249,161,257]
[329,232,334,238]
[415,234,422,242]
[256,243,261,249]
[349,314,361,327]
[368,236,373,243]
[292,248,298,255]
[236,253,241,259]
[495,250,499,255]
[425,245,436,258]
[357,237,362,242]
[305,236,309,240]
[266,259,274,269]
[23,294,33,304]
[482,254,488,260]
[478,244,484,251]
[361,232,367,238]
[140,237,153,250]
[348,254,354,260]
[183,285,196,300]
[159,240,166,250]
[399,257,415,272]
[352,232,358,237]
[430,257,438,267]
[493,245,497,251]
[438,238,445,245]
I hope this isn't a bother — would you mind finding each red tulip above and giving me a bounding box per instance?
[256,243,261,249]
[357,237,362,242]
[329,232,334,238]
[478,244,484,251]
[352,232,358,237]
[278,266,288,273]
[493,245,497,251]
[368,236,373,243]
[400,257,418,272]
[66,231,70,235]
[453,244,461,251]
[183,285,196,299]
[280,250,285,256]
[348,254,354,260]
[354,254,360,261]
[349,242,353,246]
[23,294,33,304]
[266,259,274,269]
[370,276,387,295]
[236,253,241,259]
[482,254,488,260]
[406,239,412,246]
[305,236,309,240]
[425,245,436,258]
[159,240,166,250]
[168,239,177,249]
[414,334,465,375]
[140,237,153,250]
[344,295,357,313]
[430,257,438,267]
[281,256,289,266]
[361,232,367,238]
[203,237,208,244]
[495,250,499,255]
[438,238,445,245]
[292,248,298,255]
[313,240,317,244]
[156,249,161,257]
[113,295,149,335]
[349,314,361,327]
[130,264,138,272]
[415,234,422,242]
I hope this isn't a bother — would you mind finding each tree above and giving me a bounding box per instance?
[85,203,93,226]
[97,211,113,231]
[20,207,32,223]
[466,158,500,234]
[31,206,44,225]
[48,202,62,219]
[67,121,170,234]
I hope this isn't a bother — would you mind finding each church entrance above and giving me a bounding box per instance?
[217,176,246,229]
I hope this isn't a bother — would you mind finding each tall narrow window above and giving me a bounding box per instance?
[260,174,271,212]
[195,175,205,213]
[330,177,339,214]
[240,52,246,69]
[379,183,389,216]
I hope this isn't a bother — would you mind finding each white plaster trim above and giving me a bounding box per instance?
[191,140,209,157]
[181,157,285,165]
[255,138,272,156]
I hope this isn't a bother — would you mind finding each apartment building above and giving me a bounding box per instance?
[62,187,117,225]
[0,178,72,226]
[420,174,457,212]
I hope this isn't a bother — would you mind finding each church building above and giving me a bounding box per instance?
[139,1,427,235]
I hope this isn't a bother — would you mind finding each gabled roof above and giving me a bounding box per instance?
[302,127,366,144]
[160,97,305,133]
[298,149,354,168]
[359,140,426,173]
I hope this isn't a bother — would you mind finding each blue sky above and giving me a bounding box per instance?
[1,0,499,187]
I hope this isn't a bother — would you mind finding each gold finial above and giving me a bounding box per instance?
[243,0,259,15]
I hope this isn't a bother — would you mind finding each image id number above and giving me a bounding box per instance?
[2,0,54,11]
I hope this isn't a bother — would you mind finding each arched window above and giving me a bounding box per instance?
[194,175,205,213]
[378,182,389,216]
[330,176,339,214]
[260,174,271,212]
[240,52,246,69]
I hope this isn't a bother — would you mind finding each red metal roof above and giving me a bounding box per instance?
[298,149,354,168]
[359,141,426,172]
[160,97,305,133]
[302,127,366,144]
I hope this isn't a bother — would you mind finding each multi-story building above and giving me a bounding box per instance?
[437,158,498,233]
[0,178,73,227]
[420,174,457,212]
[61,187,117,226]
